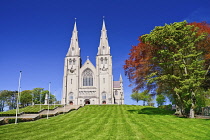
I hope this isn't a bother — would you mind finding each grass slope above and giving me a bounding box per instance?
[0,105,210,140]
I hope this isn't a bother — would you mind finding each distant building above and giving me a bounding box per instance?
[61,19,124,105]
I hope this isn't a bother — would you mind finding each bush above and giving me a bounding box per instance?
[158,104,172,110]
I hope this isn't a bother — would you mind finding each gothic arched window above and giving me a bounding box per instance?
[83,69,93,86]
[105,57,107,64]
[73,58,76,65]
[69,59,72,65]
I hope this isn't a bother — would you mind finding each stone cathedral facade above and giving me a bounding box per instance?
[61,20,124,105]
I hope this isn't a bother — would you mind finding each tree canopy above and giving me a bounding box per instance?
[124,21,210,117]
[0,88,57,112]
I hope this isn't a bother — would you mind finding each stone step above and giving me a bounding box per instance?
[19,114,39,118]
[0,105,83,125]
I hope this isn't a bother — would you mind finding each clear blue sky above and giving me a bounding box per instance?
[1,0,210,105]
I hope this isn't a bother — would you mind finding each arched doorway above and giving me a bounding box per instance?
[84,99,90,104]
[69,101,73,105]
[102,101,106,104]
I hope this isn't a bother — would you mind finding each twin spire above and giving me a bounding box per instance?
[97,19,110,55]
[66,19,110,57]
[66,20,80,56]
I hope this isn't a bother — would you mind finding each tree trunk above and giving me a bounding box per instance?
[143,100,145,106]
[190,91,195,118]
[190,108,195,118]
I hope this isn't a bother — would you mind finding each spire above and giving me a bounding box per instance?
[97,18,110,55]
[66,19,80,56]
[119,74,123,82]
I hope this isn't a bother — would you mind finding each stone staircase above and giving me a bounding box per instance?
[0,105,82,125]
[39,105,81,116]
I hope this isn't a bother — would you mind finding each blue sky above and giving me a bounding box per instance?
[1,0,210,105]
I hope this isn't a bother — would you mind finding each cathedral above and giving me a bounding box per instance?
[61,19,124,105]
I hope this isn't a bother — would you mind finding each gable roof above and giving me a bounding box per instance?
[113,81,120,88]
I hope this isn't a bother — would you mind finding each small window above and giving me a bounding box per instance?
[69,59,72,65]
[100,57,103,64]
[105,58,107,64]
[73,59,76,65]
[71,79,72,84]
[103,78,105,83]
[69,92,73,100]
[102,92,106,99]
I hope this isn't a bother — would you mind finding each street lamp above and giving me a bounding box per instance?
[54,90,56,108]
[40,89,43,111]
[47,82,51,119]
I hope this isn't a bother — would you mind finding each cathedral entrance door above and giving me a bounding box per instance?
[69,101,73,105]
[84,99,90,104]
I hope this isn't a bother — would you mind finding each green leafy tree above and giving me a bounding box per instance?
[139,90,152,106]
[31,88,56,104]
[0,90,18,111]
[32,88,44,104]
[0,90,9,112]
[131,91,141,104]
[156,94,166,106]
[140,21,210,117]
[125,21,210,118]
[20,90,32,107]
[6,90,18,110]
[41,90,56,104]
[194,89,210,113]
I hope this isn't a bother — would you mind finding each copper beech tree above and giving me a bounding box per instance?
[124,21,210,118]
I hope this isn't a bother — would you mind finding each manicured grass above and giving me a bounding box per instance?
[0,105,210,140]
[0,105,63,115]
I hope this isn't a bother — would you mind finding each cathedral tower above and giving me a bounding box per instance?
[62,21,81,105]
[96,19,114,104]
[62,19,124,105]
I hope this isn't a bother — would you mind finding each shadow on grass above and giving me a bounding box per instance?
[127,107,175,115]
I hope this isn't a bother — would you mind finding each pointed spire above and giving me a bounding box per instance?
[66,19,80,56]
[119,74,123,82]
[97,18,110,55]
[73,18,77,32]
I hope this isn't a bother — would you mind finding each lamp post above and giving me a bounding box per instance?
[32,92,34,106]
[15,71,22,124]
[54,90,56,108]
[63,97,66,114]
[40,89,43,111]
[47,82,51,119]
[18,87,22,113]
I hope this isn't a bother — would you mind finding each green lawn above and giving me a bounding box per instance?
[0,105,63,115]
[0,105,209,140]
